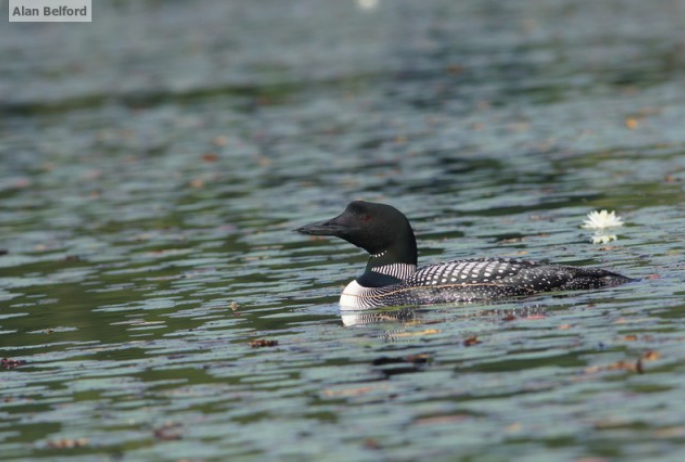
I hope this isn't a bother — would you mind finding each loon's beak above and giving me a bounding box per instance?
[295,216,349,236]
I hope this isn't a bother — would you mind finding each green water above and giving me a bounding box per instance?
[2,0,685,460]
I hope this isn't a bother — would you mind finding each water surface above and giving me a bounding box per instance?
[2,0,685,460]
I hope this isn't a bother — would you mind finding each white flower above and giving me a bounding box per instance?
[581,210,624,230]
[591,233,617,244]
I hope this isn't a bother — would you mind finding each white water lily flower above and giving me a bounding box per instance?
[591,233,617,245]
[581,210,624,230]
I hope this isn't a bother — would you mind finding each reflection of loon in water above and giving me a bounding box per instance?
[341,306,420,326]
[297,201,634,310]
[341,305,549,327]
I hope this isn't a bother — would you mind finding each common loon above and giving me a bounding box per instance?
[296,201,634,310]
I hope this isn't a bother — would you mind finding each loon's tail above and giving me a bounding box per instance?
[563,267,636,290]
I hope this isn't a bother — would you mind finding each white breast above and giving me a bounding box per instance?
[339,280,367,311]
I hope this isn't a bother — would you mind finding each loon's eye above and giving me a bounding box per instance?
[363,214,372,222]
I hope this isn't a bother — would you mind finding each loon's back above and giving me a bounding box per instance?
[340,257,633,310]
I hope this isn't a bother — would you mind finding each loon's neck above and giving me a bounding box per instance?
[358,237,418,288]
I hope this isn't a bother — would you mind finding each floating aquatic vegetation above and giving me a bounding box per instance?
[250,339,278,348]
[582,210,624,244]
[591,233,618,244]
[582,210,624,230]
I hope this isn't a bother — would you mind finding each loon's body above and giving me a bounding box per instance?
[296,201,633,310]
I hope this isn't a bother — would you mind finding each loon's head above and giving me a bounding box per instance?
[296,201,418,268]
